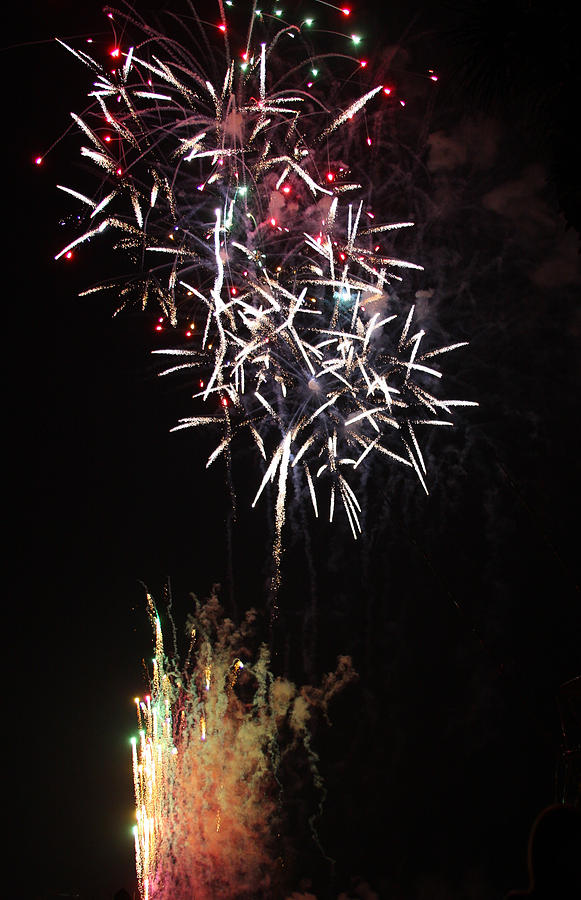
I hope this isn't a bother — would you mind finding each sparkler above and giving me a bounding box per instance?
[53,3,476,591]
[131,590,356,899]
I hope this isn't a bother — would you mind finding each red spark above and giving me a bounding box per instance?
[34,156,43,166]
[110,47,121,58]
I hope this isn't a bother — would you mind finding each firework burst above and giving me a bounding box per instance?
[53,3,476,590]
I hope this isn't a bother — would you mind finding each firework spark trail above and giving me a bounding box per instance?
[131,590,357,899]
[132,595,176,900]
[54,3,476,591]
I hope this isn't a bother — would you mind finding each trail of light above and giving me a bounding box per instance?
[56,184,97,208]
[319,85,384,138]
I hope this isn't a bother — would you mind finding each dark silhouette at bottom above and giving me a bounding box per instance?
[506,803,581,898]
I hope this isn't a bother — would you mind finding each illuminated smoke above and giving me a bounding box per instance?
[131,590,356,899]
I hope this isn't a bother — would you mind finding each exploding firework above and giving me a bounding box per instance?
[131,589,356,899]
[53,3,476,589]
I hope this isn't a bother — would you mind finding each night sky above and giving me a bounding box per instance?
[5,2,581,899]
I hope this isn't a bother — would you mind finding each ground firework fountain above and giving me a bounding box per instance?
[132,590,355,899]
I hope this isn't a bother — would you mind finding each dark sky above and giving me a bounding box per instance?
[4,2,581,899]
